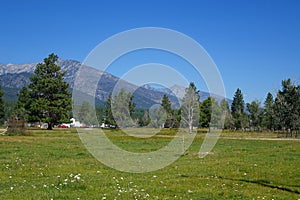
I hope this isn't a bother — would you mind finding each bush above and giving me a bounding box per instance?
[6,116,27,136]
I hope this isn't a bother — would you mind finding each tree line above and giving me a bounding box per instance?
[90,79,300,135]
[0,54,299,135]
[227,79,300,135]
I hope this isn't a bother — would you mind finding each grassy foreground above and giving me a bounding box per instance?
[0,128,299,199]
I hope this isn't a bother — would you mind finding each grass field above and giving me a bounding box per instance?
[0,128,299,199]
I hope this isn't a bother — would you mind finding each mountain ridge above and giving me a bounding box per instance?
[0,59,230,108]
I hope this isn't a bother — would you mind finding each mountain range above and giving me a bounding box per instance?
[0,59,228,108]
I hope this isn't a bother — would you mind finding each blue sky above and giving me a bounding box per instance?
[0,0,299,103]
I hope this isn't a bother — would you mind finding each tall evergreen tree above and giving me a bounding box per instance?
[199,97,223,130]
[246,100,263,131]
[231,88,247,130]
[128,92,136,117]
[199,97,212,128]
[161,94,171,112]
[262,92,276,130]
[170,109,181,128]
[160,94,173,128]
[0,86,5,124]
[181,82,200,133]
[15,86,30,120]
[104,93,116,126]
[17,54,72,130]
[274,79,300,132]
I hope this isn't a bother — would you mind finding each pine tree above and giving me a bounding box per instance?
[274,79,300,133]
[199,97,212,128]
[231,88,246,130]
[104,93,116,126]
[199,97,223,131]
[246,100,263,131]
[15,86,30,120]
[161,94,171,113]
[17,54,72,130]
[160,94,173,128]
[262,92,276,130]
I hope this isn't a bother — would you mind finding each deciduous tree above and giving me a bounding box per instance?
[210,98,223,129]
[220,98,233,129]
[181,83,200,133]
[149,105,166,128]
[111,89,136,127]
[75,101,98,127]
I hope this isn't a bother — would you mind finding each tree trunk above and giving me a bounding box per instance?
[47,122,53,130]
[189,122,193,133]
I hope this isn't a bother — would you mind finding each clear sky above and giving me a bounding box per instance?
[0,0,299,103]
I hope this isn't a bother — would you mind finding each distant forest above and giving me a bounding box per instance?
[0,71,300,134]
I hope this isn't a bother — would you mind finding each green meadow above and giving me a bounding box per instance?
[0,128,299,199]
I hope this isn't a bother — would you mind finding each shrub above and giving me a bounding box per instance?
[6,115,27,136]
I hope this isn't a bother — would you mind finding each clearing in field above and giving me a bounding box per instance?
[0,128,299,199]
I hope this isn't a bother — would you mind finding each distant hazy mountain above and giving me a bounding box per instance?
[142,84,231,104]
[0,59,230,108]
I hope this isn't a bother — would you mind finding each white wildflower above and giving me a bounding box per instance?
[74,174,81,180]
